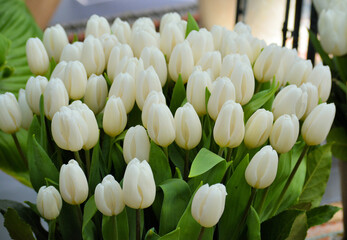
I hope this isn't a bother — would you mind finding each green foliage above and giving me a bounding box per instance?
[149,141,172,185]
[189,148,225,178]
[306,205,340,228]
[82,196,98,240]
[4,208,35,240]
[308,30,334,70]
[185,13,199,38]
[327,127,347,161]
[58,203,83,240]
[246,207,260,240]
[169,74,186,114]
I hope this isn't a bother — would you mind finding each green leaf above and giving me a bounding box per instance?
[306,205,340,228]
[218,155,251,240]
[126,207,144,240]
[4,208,35,240]
[149,141,172,185]
[185,12,199,38]
[145,228,160,240]
[39,95,48,151]
[58,203,83,240]
[158,179,191,235]
[327,127,347,161]
[0,33,11,66]
[110,142,127,181]
[102,215,118,240]
[168,143,185,174]
[115,209,129,240]
[169,74,186,113]
[82,196,98,240]
[159,228,180,240]
[88,142,103,194]
[189,148,225,177]
[298,144,332,207]
[247,207,260,240]
[308,30,334,71]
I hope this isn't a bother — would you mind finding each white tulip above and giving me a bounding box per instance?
[107,44,134,82]
[131,29,159,58]
[300,82,319,119]
[84,74,108,114]
[44,78,69,120]
[140,46,167,86]
[306,62,332,102]
[60,42,83,62]
[160,12,181,33]
[25,76,48,115]
[85,14,110,38]
[285,59,312,86]
[168,41,194,83]
[274,48,298,86]
[99,33,120,63]
[186,28,214,63]
[220,30,238,58]
[210,25,228,51]
[63,61,87,100]
[196,51,222,81]
[114,57,144,81]
[43,24,69,62]
[132,17,156,33]
[111,18,131,44]
[36,186,62,220]
[142,91,166,129]
[247,36,267,64]
[26,37,49,75]
[81,35,106,76]
[103,96,127,137]
[220,54,251,78]
[18,89,33,130]
[123,125,150,164]
[109,73,136,113]
[233,22,252,35]
[160,22,185,60]
[0,92,22,134]
[51,61,67,80]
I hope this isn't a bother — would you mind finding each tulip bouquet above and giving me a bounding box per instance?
[0,5,341,240]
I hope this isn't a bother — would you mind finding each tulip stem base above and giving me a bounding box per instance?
[184,150,190,181]
[226,148,233,162]
[85,149,91,176]
[271,144,309,216]
[48,219,56,240]
[197,227,205,240]
[136,209,141,240]
[218,147,224,157]
[11,133,28,168]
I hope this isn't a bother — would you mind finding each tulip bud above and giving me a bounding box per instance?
[230,62,255,105]
[109,73,136,113]
[222,34,253,62]
[132,17,156,33]
[168,41,194,83]
[99,33,120,63]
[160,12,181,33]
[274,48,298,86]
[210,25,228,51]
[302,103,336,146]
[174,103,202,150]
[111,18,131,44]
[142,91,166,129]
[114,57,144,81]
[131,29,159,58]
[272,84,308,120]
[245,145,278,189]
[186,29,214,64]
[0,92,22,134]
[107,44,134,81]
[18,89,33,130]
[186,68,212,115]
[44,78,69,120]
[59,159,89,205]
[269,114,299,153]
[247,36,266,64]
[95,175,125,216]
[63,61,88,100]
[140,46,167,87]
[306,63,332,102]
[81,35,106,76]
[84,74,108,114]
[313,0,329,14]
[207,77,236,120]
[213,100,245,148]
[68,101,99,150]
[147,103,175,147]
[136,67,162,110]
[123,158,156,209]
[191,183,227,228]
[26,37,49,75]
[285,59,312,86]
[103,96,127,137]
[234,22,252,35]
[51,106,88,151]
[253,44,283,82]
[160,22,185,60]
[43,24,69,62]
[36,186,62,220]
[244,109,273,149]
[196,51,222,80]
[220,54,251,78]
[60,42,83,62]
[85,14,110,38]
[123,125,150,164]
[300,82,319,119]
[51,61,67,80]
[25,76,48,115]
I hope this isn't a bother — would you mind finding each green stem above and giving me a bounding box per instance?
[77,204,83,231]
[218,147,224,157]
[136,209,141,240]
[255,82,263,93]
[107,137,114,172]
[226,148,233,162]
[85,149,91,176]
[184,150,190,181]
[163,147,169,159]
[11,133,28,168]
[271,145,309,216]
[197,226,205,240]
[257,187,270,216]
[48,219,56,240]
[74,151,85,172]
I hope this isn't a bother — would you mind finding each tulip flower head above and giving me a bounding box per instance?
[123,125,150,164]
[43,24,69,62]
[18,89,33,130]
[0,92,22,134]
[26,37,49,75]
[37,186,62,220]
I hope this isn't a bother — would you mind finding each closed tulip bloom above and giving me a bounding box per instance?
[275,48,298,86]
[168,41,194,83]
[220,54,251,78]
[60,42,83,62]
[220,30,238,58]
[222,34,253,62]
[95,175,125,216]
[68,101,99,150]
[18,89,33,130]
[174,103,202,150]
[230,62,255,105]
[84,74,108,114]
[197,51,222,81]
[272,84,308,120]
[244,109,274,149]
[270,114,299,153]
[114,57,144,81]
[253,44,283,82]
[0,92,22,134]
[191,183,227,228]
[213,100,245,148]
[131,29,159,58]
[306,63,332,102]
[132,17,156,32]
[36,186,62,220]
[210,25,228,51]
[247,36,267,64]
[186,68,212,115]
[123,158,156,209]
[302,103,336,146]
[85,14,110,38]
[187,29,214,64]
[25,76,48,115]
[99,33,120,63]
[285,59,312,86]
[51,61,67,80]
[43,24,69,62]
[44,78,69,120]
[103,96,127,137]
[111,18,131,44]
[26,37,49,75]
[160,22,185,60]
[81,35,106,76]
[140,46,167,86]
[59,159,89,205]
[142,91,166,128]
[136,67,162,110]
[147,103,175,147]
[52,106,88,151]
[107,44,134,81]
[207,77,236,120]
[109,73,136,113]
[245,145,278,189]
[160,12,181,33]
[123,125,150,164]
[63,61,88,100]
[234,22,252,35]
[300,83,319,119]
